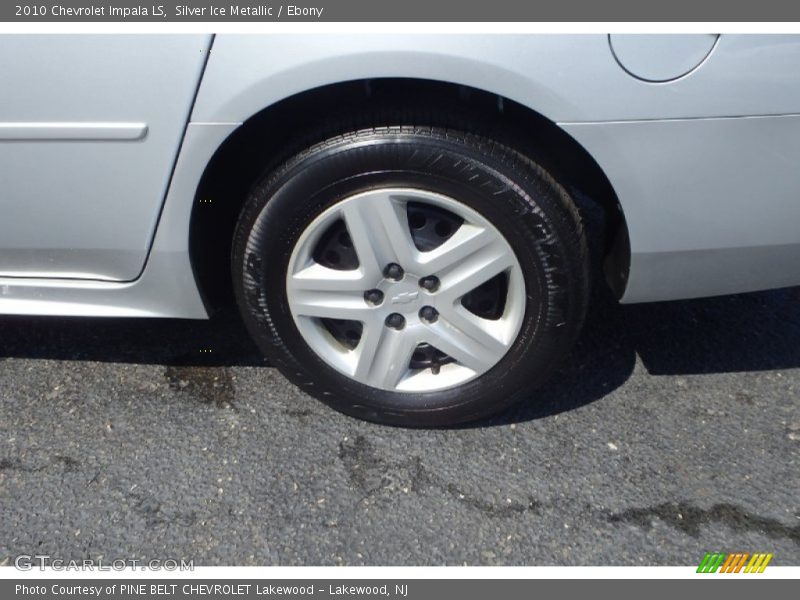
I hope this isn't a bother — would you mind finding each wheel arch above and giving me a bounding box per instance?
[190,78,631,310]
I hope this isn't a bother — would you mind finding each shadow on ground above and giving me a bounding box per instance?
[0,285,798,425]
[0,306,264,368]
[493,284,800,426]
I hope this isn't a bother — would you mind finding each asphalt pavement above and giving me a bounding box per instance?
[0,284,798,566]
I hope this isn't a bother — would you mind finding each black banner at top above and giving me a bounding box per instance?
[4,0,800,22]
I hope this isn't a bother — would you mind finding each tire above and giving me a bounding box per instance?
[232,125,589,427]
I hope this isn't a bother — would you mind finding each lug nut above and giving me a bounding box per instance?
[364,289,384,305]
[384,263,404,281]
[385,313,406,330]
[419,306,439,323]
[419,276,440,292]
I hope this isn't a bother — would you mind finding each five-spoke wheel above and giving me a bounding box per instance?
[286,188,526,392]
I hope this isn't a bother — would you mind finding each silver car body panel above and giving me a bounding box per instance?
[0,34,210,281]
[0,122,234,318]
[193,34,800,123]
[564,114,800,302]
[0,33,799,316]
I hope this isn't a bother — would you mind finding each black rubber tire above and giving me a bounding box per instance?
[232,125,589,427]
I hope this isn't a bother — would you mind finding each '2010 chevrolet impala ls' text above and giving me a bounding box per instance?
[2,34,798,425]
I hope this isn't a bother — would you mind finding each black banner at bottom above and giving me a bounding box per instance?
[2,579,794,600]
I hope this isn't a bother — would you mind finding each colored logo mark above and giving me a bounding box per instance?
[697,552,773,573]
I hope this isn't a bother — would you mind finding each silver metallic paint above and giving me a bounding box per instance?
[0,35,211,281]
[0,122,235,318]
[563,114,800,302]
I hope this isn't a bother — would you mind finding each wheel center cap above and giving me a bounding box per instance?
[389,289,419,305]
[380,275,423,311]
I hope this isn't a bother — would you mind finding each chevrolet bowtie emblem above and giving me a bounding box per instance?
[390,291,419,304]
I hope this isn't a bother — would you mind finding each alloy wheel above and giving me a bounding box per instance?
[285,188,526,393]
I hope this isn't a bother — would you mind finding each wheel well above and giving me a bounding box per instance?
[190,78,630,311]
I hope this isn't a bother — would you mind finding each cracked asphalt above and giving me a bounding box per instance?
[0,283,798,566]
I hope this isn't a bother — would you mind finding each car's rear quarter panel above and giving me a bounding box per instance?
[191,34,800,303]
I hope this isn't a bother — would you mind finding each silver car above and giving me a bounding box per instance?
[2,34,798,425]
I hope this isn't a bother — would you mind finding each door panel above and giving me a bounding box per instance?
[0,34,211,280]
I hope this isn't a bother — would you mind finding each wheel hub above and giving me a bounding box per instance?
[382,274,420,308]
